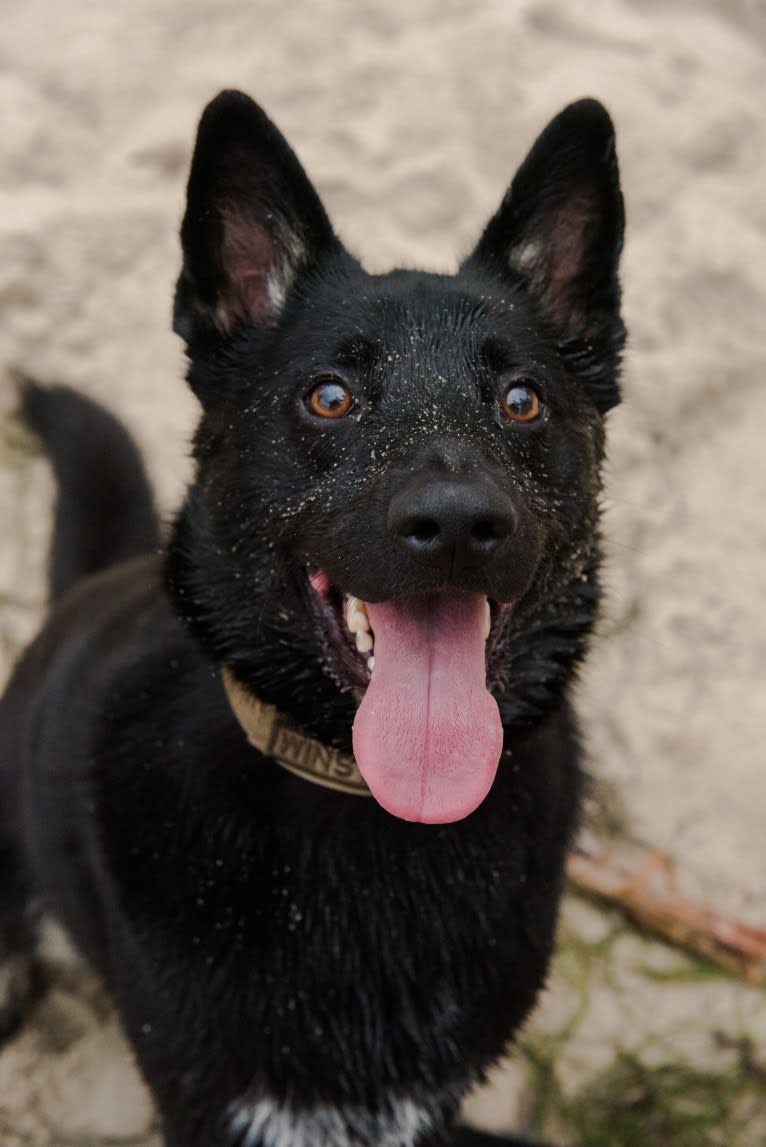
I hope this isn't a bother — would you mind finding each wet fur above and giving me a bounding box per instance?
[0,92,624,1146]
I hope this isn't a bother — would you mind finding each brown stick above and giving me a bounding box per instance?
[566,842,766,985]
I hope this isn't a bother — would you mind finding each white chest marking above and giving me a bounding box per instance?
[228,1094,433,1147]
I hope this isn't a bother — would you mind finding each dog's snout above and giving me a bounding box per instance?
[388,478,517,569]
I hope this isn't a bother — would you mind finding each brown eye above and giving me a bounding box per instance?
[500,381,542,424]
[306,377,353,419]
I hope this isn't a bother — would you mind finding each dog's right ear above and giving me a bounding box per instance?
[174,91,342,342]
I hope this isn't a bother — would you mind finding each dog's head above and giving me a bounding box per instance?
[168,91,625,823]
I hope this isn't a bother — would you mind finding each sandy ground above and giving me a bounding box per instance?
[1,1,765,1143]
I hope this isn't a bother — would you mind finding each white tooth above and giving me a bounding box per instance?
[345,595,370,635]
[355,630,373,654]
[483,600,491,640]
[367,656,375,673]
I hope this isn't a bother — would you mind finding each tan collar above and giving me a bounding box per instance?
[221,667,372,797]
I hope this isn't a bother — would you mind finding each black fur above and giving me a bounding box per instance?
[19,379,160,601]
[0,91,624,1146]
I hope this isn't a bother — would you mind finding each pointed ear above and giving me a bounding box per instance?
[464,100,624,344]
[174,90,343,341]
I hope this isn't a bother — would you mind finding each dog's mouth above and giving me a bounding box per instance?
[307,570,510,824]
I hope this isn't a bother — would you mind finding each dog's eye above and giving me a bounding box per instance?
[500,381,542,424]
[306,377,354,420]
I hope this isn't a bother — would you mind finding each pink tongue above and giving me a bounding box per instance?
[352,594,503,824]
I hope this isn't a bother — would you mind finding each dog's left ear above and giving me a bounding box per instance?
[464,100,625,409]
[174,90,344,341]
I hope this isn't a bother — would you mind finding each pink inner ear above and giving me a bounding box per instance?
[239,269,272,322]
[522,192,596,331]
[221,212,283,325]
[547,193,593,286]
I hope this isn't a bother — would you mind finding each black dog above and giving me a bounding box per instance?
[0,91,624,1146]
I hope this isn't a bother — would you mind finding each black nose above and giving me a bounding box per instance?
[388,478,517,570]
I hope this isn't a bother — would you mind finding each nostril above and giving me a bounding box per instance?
[470,512,515,547]
[471,518,498,545]
[406,517,440,545]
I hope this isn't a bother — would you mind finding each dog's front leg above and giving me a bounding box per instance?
[105,940,252,1147]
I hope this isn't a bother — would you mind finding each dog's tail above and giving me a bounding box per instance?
[19,379,160,603]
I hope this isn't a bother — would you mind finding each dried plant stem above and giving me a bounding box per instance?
[566,843,766,985]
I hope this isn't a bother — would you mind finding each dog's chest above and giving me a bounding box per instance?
[215,831,516,1142]
[103,763,538,1118]
[226,1093,438,1147]
[216,818,521,1098]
